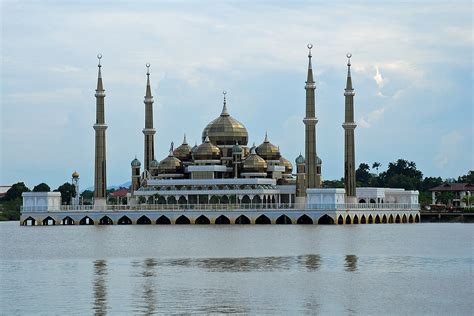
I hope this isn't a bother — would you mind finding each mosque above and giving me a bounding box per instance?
[20,45,420,225]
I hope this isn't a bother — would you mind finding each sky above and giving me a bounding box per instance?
[1,0,473,190]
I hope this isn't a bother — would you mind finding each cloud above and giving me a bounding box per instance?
[48,65,81,73]
[435,131,463,168]
[358,108,386,128]
[373,66,386,88]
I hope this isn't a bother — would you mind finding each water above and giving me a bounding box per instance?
[0,222,472,315]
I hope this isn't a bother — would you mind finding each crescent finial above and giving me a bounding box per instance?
[97,53,102,66]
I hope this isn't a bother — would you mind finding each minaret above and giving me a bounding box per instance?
[93,54,107,206]
[143,63,156,172]
[343,53,357,203]
[303,44,321,189]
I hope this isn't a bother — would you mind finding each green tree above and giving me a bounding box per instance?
[461,195,474,207]
[436,192,454,205]
[4,182,30,201]
[372,162,381,174]
[457,171,474,183]
[379,159,423,190]
[323,179,344,188]
[55,183,76,205]
[356,163,372,186]
[421,177,443,192]
[33,183,51,192]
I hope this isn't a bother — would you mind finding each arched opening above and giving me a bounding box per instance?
[337,215,344,225]
[80,216,94,225]
[235,215,251,224]
[345,215,352,224]
[395,214,401,223]
[62,216,75,225]
[195,215,210,225]
[370,198,376,204]
[118,216,132,225]
[276,214,292,224]
[178,196,187,205]
[318,214,334,225]
[215,215,230,224]
[42,216,55,226]
[359,199,366,203]
[157,196,166,204]
[389,214,394,223]
[360,215,367,224]
[175,215,190,225]
[241,195,251,204]
[402,214,407,223]
[374,215,381,224]
[209,196,220,204]
[415,214,420,223]
[382,215,387,224]
[167,196,177,204]
[409,214,414,223]
[353,215,359,224]
[252,195,262,205]
[23,216,36,226]
[156,215,171,225]
[255,214,271,224]
[99,216,113,225]
[297,214,313,224]
[368,215,373,224]
[137,215,151,225]
[221,195,229,204]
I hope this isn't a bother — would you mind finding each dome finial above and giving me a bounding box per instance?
[221,90,229,116]
[307,43,313,57]
[264,131,269,142]
[146,63,150,75]
[183,133,187,145]
[97,53,102,67]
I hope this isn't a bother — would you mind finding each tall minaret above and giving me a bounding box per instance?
[93,54,107,206]
[143,63,156,172]
[343,53,357,203]
[303,43,321,189]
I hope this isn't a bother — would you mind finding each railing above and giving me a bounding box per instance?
[21,203,420,213]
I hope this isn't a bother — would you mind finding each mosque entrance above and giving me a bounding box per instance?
[156,215,171,225]
[195,215,210,224]
[137,215,151,225]
[318,215,334,225]
[297,214,313,224]
[276,215,292,224]
[80,216,94,225]
[62,216,75,225]
[255,214,271,224]
[42,216,55,226]
[118,216,132,225]
[215,215,230,224]
[99,216,113,225]
[235,215,251,224]
[175,215,190,225]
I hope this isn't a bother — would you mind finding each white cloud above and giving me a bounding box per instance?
[358,108,386,128]
[435,131,463,168]
[48,65,81,73]
[373,66,386,88]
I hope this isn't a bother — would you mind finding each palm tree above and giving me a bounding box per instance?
[461,195,473,208]
[372,162,381,175]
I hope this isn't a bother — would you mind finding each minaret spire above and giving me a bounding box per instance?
[343,53,357,202]
[143,63,156,172]
[93,54,108,206]
[303,43,321,191]
[221,90,229,116]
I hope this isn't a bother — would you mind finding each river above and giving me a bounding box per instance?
[0,222,472,315]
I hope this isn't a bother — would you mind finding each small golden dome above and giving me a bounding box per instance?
[202,96,248,146]
[279,156,293,174]
[72,171,80,178]
[256,133,281,161]
[243,147,267,173]
[173,134,192,161]
[158,150,183,174]
[194,136,221,160]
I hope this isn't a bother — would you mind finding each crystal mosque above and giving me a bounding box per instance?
[20,45,420,225]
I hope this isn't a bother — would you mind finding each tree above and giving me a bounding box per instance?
[55,183,76,205]
[33,183,51,192]
[323,179,344,188]
[372,162,381,175]
[458,171,474,183]
[461,195,474,207]
[421,177,443,192]
[379,159,423,190]
[356,163,372,186]
[4,182,30,201]
[436,192,454,205]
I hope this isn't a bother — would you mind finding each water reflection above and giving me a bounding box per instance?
[93,259,108,315]
[345,255,358,272]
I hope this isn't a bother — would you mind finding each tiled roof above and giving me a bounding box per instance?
[429,183,474,192]
[109,188,129,197]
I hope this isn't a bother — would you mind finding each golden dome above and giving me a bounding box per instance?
[158,150,183,174]
[279,156,293,174]
[72,171,80,178]
[194,136,221,160]
[243,147,267,173]
[256,133,281,161]
[173,134,192,161]
[202,97,248,146]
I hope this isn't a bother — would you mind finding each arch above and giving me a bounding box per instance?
[370,198,376,204]
[415,214,420,223]
[395,214,401,223]
[318,214,334,225]
[220,195,229,204]
[409,214,414,223]
[360,215,367,224]
[99,216,113,225]
[42,216,55,226]
[157,196,166,204]
[178,196,187,205]
[389,214,394,223]
[382,215,387,224]
[137,215,151,225]
[118,216,132,225]
[297,214,313,224]
[368,215,373,224]
[337,215,344,225]
[23,216,36,226]
[255,214,271,224]
[209,195,220,204]
[167,196,177,204]
[156,215,171,225]
[353,215,359,224]
[215,215,230,224]
[241,195,251,204]
[62,216,75,225]
[252,195,262,204]
[276,214,292,224]
[195,215,210,225]
[79,216,94,225]
[359,199,366,203]
[402,214,407,223]
[235,214,251,224]
[345,215,352,224]
[175,215,190,225]
[374,215,381,224]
